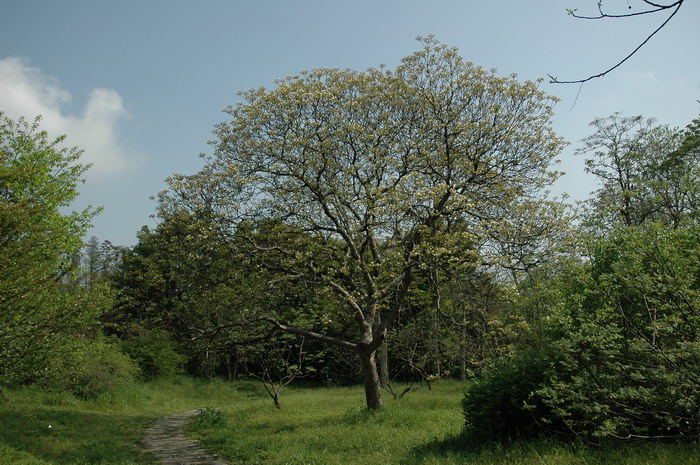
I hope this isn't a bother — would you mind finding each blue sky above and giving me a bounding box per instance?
[2,0,699,246]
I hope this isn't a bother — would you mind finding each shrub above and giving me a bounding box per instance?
[532,223,700,440]
[462,349,559,442]
[47,338,139,399]
[190,407,227,429]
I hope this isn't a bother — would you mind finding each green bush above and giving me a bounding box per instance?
[190,407,227,429]
[462,349,560,442]
[47,338,139,399]
[527,223,700,440]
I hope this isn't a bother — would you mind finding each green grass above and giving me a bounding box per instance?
[0,377,249,464]
[2,378,700,464]
[187,382,464,465]
[187,380,700,465]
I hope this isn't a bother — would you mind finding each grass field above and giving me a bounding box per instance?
[187,380,700,465]
[2,378,699,464]
[0,377,245,464]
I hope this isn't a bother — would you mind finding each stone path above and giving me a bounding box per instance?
[143,409,229,465]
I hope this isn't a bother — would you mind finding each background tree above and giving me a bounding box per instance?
[579,112,700,231]
[161,37,569,409]
[107,211,268,378]
[77,236,126,292]
[463,110,700,443]
[108,210,343,381]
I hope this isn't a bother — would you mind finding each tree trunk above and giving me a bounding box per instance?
[378,340,389,386]
[430,268,441,378]
[460,324,467,382]
[226,349,240,381]
[359,348,383,409]
[373,310,390,386]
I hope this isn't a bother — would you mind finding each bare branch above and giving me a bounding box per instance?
[568,0,681,19]
[550,0,684,84]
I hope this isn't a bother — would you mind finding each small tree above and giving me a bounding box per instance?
[243,335,310,409]
[0,113,101,386]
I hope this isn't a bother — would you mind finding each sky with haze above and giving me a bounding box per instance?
[1,0,699,246]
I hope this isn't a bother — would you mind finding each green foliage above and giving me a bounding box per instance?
[108,214,336,381]
[186,407,228,442]
[466,220,700,442]
[120,328,186,379]
[462,349,559,442]
[192,407,227,427]
[0,113,102,387]
[45,338,139,400]
[536,223,700,440]
[467,111,700,443]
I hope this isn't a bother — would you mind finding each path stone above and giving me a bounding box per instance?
[143,409,228,465]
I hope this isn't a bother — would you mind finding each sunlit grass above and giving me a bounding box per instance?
[189,382,464,465]
[2,378,699,464]
[188,380,700,465]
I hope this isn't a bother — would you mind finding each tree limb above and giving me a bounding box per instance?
[260,317,358,351]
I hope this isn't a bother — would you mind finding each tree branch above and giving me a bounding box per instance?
[550,0,684,84]
[260,317,358,351]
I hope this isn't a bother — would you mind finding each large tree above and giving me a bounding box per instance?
[161,37,568,408]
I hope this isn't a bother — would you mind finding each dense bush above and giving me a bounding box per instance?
[536,224,700,440]
[465,223,700,442]
[462,349,560,442]
[47,338,139,399]
[463,224,700,442]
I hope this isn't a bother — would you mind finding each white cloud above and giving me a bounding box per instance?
[620,70,659,84]
[0,56,131,177]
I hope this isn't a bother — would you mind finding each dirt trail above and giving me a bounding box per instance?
[143,409,228,465]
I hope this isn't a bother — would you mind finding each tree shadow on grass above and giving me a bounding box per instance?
[408,433,571,464]
[408,434,700,465]
[408,433,473,463]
